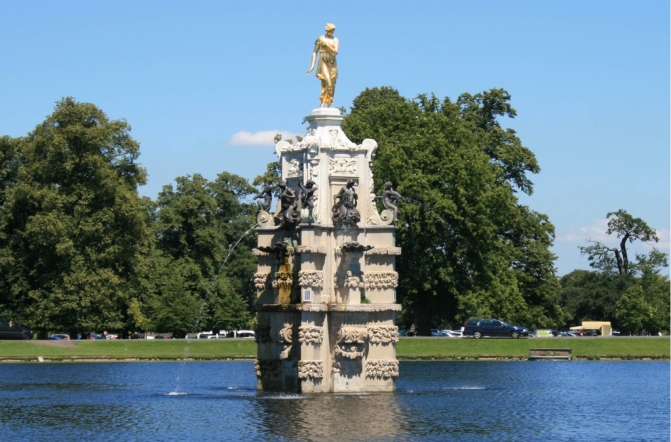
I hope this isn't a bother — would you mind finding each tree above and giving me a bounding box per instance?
[579,210,660,275]
[561,211,669,333]
[0,98,153,337]
[342,87,565,333]
[149,172,257,336]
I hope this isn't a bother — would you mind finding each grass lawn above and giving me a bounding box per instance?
[396,337,670,360]
[0,337,667,361]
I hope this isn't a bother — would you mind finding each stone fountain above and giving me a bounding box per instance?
[253,107,402,393]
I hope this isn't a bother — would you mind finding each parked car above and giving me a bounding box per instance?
[0,319,34,340]
[463,318,529,339]
[445,330,462,338]
[50,334,70,340]
[236,330,256,338]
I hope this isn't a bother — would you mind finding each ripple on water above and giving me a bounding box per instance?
[0,361,667,441]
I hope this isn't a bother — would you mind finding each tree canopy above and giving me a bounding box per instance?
[0,98,153,336]
[342,87,565,333]
[562,210,669,334]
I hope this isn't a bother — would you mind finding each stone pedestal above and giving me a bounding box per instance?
[254,108,401,393]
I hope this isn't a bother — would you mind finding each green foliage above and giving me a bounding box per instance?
[148,172,257,337]
[0,98,153,334]
[567,210,669,334]
[342,87,564,333]
[579,210,663,275]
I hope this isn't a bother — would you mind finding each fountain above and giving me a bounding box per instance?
[252,109,402,392]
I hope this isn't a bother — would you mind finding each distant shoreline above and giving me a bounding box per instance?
[0,337,667,363]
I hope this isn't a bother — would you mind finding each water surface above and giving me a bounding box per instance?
[0,361,667,441]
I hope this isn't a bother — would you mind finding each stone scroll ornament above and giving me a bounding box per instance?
[332,179,360,225]
[298,326,324,345]
[279,323,294,360]
[365,360,400,379]
[253,272,270,290]
[298,270,324,289]
[367,326,399,345]
[363,272,399,290]
[298,360,324,379]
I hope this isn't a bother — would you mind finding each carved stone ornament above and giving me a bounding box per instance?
[279,323,293,344]
[257,211,275,227]
[257,241,293,261]
[275,140,304,155]
[364,247,402,256]
[328,157,357,175]
[336,326,367,344]
[367,325,399,345]
[339,241,374,253]
[334,345,364,359]
[287,159,303,178]
[254,359,281,379]
[272,272,294,291]
[343,272,363,289]
[253,272,270,290]
[298,270,324,289]
[295,245,328,255]
[379,209,394,225]
[365,360,399,379]
[363,272,399,290]
[298,326,324,345]
[252,248,270,257]
[255,325,272,343]
[298,360,324,379]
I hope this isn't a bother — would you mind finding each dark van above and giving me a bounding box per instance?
[463,318,529,339]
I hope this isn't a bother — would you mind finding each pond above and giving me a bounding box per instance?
[0,361,668,441]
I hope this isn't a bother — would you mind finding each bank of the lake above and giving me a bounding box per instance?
[0,337,667,362]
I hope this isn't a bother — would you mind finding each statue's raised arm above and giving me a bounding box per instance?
[307,23,339,107]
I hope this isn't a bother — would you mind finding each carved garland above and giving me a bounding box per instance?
[253,272,270,290]
[298,360,324,379]
[365,360,399,379]
[363,272,399,290]
[367,325,399,345]
[298,326,324,345]
[298,270,324,289]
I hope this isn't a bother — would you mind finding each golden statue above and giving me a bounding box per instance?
[307,23,339,107]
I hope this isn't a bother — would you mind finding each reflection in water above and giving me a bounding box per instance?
[0,361,668,441]
[253,392,404,441]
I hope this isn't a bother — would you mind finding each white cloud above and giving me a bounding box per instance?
[643,229,670,251]
[228,130,299,146]
[560,219,670,252]
[560,218,613,244]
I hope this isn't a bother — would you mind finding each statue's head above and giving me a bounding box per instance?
[346,179,355,187]
[384,181,393,190]
[305,179,315,188]
[278,179,286,189]
[325,23,336,33]
[346,270,352,276]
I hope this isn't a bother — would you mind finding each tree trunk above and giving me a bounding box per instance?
[619,233,630,273]
[611,248,625,275]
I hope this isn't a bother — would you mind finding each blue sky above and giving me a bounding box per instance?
[1,0,668,276]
